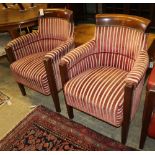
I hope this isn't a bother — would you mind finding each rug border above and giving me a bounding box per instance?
[0,105,136,151]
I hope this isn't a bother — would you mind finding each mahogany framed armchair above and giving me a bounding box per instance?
[5,8,74,112]
[60,14,150,144]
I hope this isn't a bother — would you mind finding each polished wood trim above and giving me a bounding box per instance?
[96,14,151,32]
[63,91,74,119]
[139,89,155,149]
[40,8,73,22]
[121,84,134,144]
[44,57,61,112]
[59,60,74,118]
[59,61,69,88]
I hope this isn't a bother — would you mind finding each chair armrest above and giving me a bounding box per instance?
[59,39,96,85]
[125,50,149,87]
[44,37,74,62]
[5,31,41,63]
[43,38,74,91]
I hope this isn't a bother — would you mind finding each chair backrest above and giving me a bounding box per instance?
[38,8,74,41]
[95,14,150,71]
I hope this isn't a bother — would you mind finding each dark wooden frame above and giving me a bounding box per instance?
[59,14,151,145]
[5,8,73,113]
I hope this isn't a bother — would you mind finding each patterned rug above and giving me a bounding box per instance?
[0,106,135,151]
[0,91,10,105]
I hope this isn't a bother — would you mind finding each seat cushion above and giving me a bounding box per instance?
[64,66,128,127]
[11,52,50,95]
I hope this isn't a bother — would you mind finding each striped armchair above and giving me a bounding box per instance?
[59,14,150,144]
[5,9,74,112]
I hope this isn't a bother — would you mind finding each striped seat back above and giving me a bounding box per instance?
[95,26,147,71]
[39,17,73,40]
[38,9,74,51]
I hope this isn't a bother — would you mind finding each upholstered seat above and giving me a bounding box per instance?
[65,66,128,126]
[10,52,50,95]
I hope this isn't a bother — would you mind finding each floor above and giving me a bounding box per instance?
[0,24,155,151]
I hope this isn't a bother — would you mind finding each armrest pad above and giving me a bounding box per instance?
[6,31,40,50]
[125,51,149,87]
[45,37,74,62]
[61,39,96,67]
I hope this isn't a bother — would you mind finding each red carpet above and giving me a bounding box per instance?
[0,106,135,151]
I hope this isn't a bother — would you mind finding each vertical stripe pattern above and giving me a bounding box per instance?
[7,15,74,95]
[64,67,128,127]
[95,26,147,71]
[11,52,50,95]
[62,25,148,127]
[7,32,43,60]
[39,17,72,41]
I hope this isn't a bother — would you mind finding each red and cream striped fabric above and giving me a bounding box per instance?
[64,66,128,127]
[95,26,147,71]
[62,26,148,127]
[7,32,43,60]
[11,52,50,95]
[7,15,74,94]
[61,39,97,79]
[39,17,73,41]
[125,51,149,87]
[45,38,74,90]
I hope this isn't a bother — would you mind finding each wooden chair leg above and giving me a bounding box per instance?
[44,58,61,113]
[139,91,154,149]
[17,82,26,96]
[66,104,74,119]
[121,119,130,144]
[51,91,61,112]
[121,85,134,144]
[63,92,74,119]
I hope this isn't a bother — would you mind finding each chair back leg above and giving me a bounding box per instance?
[64,94,74,119]
[17,82,26,96]
[121,85,134,144]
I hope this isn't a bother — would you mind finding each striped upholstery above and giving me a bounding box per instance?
[7,32,43,60]
[62,26,148,127]
[45,38,74,90]
[61,39,97,79]
[11,52,50,95]
[39,18,73,41]
[65,67,128,126]
[125,51,149,86]
[7,12,74,95]
[95,26,147,71]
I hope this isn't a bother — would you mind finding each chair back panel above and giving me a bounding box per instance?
[40,38,65,52]
[95,25,147,71]
[38,9,73,43]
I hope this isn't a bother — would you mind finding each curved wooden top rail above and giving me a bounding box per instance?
[41,8,73,22]
[96,14,151,32]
